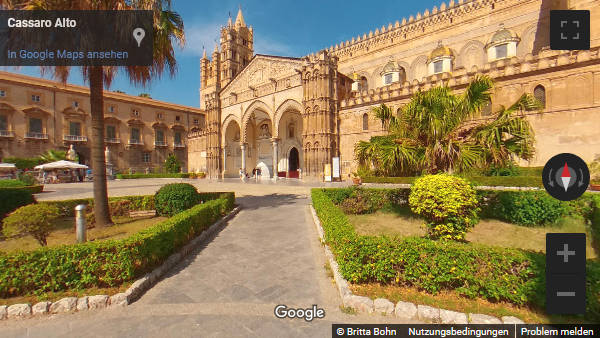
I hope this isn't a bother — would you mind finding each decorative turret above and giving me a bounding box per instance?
[486,24,520,61]
[427,41,454,75]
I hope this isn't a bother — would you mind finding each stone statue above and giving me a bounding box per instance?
[66,144,77,161]
[104,146,111,164]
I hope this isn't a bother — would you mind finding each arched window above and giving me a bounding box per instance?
[362,113,369,131]
[534,85,546,109]
[360,76,368,91]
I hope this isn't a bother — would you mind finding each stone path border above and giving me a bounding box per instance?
[0,206,242,321]
[308,203,525,325]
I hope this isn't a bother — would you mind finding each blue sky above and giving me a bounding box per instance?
[4,0,442,107]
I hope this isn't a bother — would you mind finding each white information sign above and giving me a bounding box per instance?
[332,157,341,178]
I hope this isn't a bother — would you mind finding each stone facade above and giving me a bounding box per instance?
[0,71,205,173]
[190,0,600,179]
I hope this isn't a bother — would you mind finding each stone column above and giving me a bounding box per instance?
[272,138,279,181]
[240,143,247,176]
[222,146,227,179]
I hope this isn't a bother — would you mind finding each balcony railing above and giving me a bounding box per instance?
[25,132,48,140]
[128,139,144,145]
[0,130,15,137]
[154,140,168,147]
[104,137,121,144]
[173,142,186,148]
[63,135,87,142]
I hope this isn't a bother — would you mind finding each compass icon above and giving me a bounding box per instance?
[543,153,590,201]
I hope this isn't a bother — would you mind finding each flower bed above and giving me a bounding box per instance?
[362,176,542,187]
[0,192,234,298]
[311,188,600,321]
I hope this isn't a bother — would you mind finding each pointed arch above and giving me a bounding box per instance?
[221,113,242,145]
[241,100,273,142]
[273,99,303,138]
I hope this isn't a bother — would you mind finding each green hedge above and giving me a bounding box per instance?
[0,188,36,221]
[116,173,190,179]
[311,188,600,321]
[3,157,43,170]
[591,196,600,254]
[362,176,542,187]
[0,192,235,297]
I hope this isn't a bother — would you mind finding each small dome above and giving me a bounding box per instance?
[429,43,453,61]
[382,60,400,74]
[490,28,518,44]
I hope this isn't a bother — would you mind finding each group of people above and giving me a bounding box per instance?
[239,167,262,182]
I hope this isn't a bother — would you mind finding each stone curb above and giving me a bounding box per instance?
[0,206,242,321]
[309,204,525,324]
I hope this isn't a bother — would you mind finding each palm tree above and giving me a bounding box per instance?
[3,0,185,227]
[355,76,540,176]
[39,149,67,163]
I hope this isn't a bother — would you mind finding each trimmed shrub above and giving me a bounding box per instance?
[409,175,479,241]
[490,191,567,226]
[154,183,200,217]
[0,180,27,188]
[0,192,235,297]
[2,203,60,246]
[115,173,190,179]
[311,188,600,321]
[0,187,35,221]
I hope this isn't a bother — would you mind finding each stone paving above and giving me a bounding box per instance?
[0,179,418,337]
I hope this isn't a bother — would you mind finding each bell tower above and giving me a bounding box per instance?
[219,7,254,88]
[301,51,340,178]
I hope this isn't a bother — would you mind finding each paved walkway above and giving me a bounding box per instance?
[0,184,417,337]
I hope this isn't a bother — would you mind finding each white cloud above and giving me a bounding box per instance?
[181,21,222,57]
[254,36,295,56]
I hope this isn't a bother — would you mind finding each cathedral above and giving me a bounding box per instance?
[188,0,600,180]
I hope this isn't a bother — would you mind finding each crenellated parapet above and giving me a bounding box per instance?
[320,0,526,61]
[339,47,600,109]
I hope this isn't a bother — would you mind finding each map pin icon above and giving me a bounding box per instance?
[133,28,145,47]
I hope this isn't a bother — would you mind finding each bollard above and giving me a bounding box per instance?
[75,204,86,243]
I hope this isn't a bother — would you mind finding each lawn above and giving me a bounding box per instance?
[0,216,166,253]
[348,205,597,259]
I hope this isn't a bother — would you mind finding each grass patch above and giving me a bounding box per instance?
[0,283,132,306]
[0,216,166,253]
[348,206,597,259]
[350,283,589,324]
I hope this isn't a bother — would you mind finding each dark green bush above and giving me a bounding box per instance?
[490,191,567,226]
[409,175,479,241]
[164,154,182,174]
[3,157,43,170]
[2,203,60,246]
[311,188,600,321]
[115,173,190,179]
[17,172,36,186]
[154,183,200,216]
[0,192,235,297]
[361,175,542,187]
[0,188,35,221]
[485,162,521,176]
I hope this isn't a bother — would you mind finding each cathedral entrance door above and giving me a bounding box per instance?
[288,147,299,178]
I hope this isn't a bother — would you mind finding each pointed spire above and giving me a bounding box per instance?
[227,11,232,27]
[235,5,246,27]
[202,47,207,59]
[213,42,219,54]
